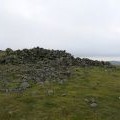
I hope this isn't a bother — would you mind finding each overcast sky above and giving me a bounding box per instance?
[0,0,120,56]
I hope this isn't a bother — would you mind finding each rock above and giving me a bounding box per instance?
[91,98,96,103]
[118,97,120,100]
[17,87,24,92]
[5,89,9,93]
[62,93,67,97]
[47,89,54,96]
[59,80,64,84]
[84,97,96,103]
[90,103,98,108]
[20,82,30,89]
[84,98,89,103]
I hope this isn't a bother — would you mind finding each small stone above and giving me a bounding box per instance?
[38,81,44,85]
[47,89,54,96]
[90,103,98,108]
[91,98,96,103]
[5,89,9,93]
[62,93,67,97]
[59,80,64,84]
[8,111,13,115]
[118,97,120,100]
[84,98,89,103]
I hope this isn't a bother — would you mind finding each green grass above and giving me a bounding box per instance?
[0,66,120,120]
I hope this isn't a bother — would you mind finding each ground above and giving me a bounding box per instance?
[0,66,120,120]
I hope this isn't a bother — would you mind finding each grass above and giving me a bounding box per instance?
[0,66,120,120]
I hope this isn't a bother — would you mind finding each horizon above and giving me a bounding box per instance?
[1,47,120,61]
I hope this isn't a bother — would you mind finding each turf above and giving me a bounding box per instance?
[0,66,120,120]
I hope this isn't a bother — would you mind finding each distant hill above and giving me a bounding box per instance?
[110,61,120,65]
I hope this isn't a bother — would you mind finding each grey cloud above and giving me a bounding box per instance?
[0,0,120,56]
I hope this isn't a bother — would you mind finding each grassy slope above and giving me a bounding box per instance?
[0,66,120,120]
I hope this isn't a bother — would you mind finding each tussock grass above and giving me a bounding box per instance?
[0,66,120,120]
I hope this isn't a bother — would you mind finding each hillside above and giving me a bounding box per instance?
[0,47,119,120]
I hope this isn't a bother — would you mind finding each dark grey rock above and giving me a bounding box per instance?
[20,82,30,89]
[62,93,67,96]
[91,98,96,103]
[59,80,64,84]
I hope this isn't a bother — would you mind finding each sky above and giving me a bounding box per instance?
[0,0,120,57]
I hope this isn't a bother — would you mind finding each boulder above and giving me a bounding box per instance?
[20,82,30,89]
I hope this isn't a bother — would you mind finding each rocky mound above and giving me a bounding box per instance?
[0,47,111,67]
[0,47,112,93]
